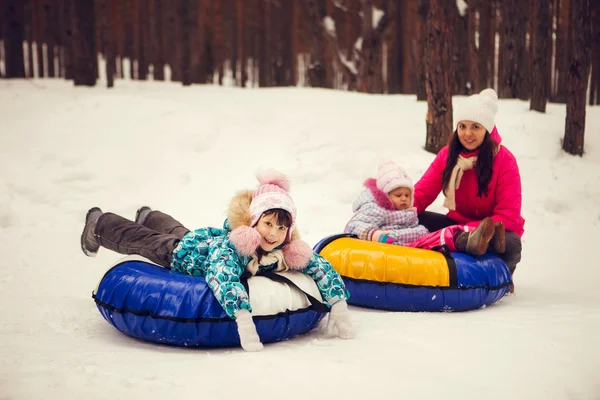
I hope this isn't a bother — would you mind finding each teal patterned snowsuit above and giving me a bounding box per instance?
[170,220,349,318]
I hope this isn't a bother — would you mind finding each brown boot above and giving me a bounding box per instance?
[454,217,495,257]
[490,221,506,254]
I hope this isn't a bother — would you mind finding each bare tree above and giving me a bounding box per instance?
[467,0,479,94]
[181,0,198,86]
[589,2,600,105]
[315,0,390,93]
[302,0,328,87]
[416,0,428,100]
[563,0,592,156]
[499,0,528,99]
[71,0,96,86]
[425,0,453,153]
[478,0,492,89]
[4,0,25,78]
[553,0,570,102]
[59,0,73,80]
[530,0,551,112]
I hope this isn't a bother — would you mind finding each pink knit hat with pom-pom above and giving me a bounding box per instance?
[249,169,297,241]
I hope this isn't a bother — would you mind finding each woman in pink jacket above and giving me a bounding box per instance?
[414,88,525,291]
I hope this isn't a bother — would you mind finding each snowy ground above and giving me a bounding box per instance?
[1,79,599,399]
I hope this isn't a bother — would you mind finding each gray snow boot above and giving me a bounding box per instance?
[135,206,152,225]
[80,207,103,257]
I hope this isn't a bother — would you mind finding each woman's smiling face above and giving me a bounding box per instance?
[457,120,487,151]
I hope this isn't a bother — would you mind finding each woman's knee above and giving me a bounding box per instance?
[418,211,455,232]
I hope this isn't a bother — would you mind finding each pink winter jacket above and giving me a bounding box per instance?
[414,128,525,237]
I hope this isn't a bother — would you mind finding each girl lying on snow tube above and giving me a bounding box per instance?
[317,159,512,312]
[81,170,355,351]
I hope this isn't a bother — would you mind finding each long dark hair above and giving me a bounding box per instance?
[441,130,498,198]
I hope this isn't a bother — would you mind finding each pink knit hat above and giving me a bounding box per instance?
[376,161,414,206]
[249,169,297,241]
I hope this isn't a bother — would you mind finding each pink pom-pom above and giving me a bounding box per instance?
[230,226,261,256]
[257,169,290,192]
[283,240,313,270]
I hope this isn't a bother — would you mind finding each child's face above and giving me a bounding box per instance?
[457,120,487,151]
[254,213,289,252]
[388,187,412,210]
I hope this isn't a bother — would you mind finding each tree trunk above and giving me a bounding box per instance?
[272,0,284,86]
[589,2,600,105]
[356,0,389,93]
[449,4,468,95]
[467,0,478,94]
[71,0,96,86]
[478,0,491,89]
[137,1,148,80]
[258,0,269,86]
[282,0,294,86]
[165,0,181,81]
[530,0,551,112]
[554,0,570,102]
[212,0,223,84]
[181,0,198,86]
[23,0,34,77]
[35,0,45,77]
[237,0,247,86]
[563,0,591,156]
[387,0,401,94]
[4,0,26,78]
[416,0,428,100]
[60,0,73,80]
[425,0,453,153]
[97,0,114,87]
[193,0,206,84]
[302,0,328,88]
[42,1,56,77]
[499,0,528,98]
[154,2,162,80]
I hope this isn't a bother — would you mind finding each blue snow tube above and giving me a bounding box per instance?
[314,234,512,312]
[93,258,327,347]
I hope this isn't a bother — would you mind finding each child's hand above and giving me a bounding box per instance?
[326,300,355,339]
[372,230,393,244]
[235,309,264,352]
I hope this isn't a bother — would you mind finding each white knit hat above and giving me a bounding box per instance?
[249,169,297,242]
[454,88,498,133]
[376,161,414,206]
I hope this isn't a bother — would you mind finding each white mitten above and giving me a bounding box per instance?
[326,300,355,339]
[235,309,264,352]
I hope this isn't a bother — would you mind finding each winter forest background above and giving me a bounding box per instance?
[1,0,598,155]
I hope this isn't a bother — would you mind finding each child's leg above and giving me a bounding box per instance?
[406,225,464,251]
[141,210,190,239]
[95,213,180,267]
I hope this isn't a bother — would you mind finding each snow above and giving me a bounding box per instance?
[373,7,385,29]
[1,79,600,399]
[456,0,468,17]
[324,16,337,37]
